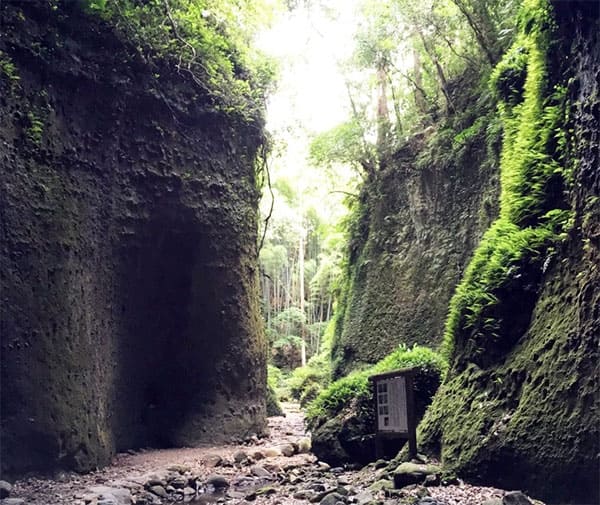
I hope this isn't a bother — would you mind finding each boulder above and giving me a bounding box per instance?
[87,486,132,505]
[319,492,346,505]
[503,491,533,505]
[166,464,190,474]
[205,474,229,489]
[0,480,12,499]
[148,485,168,498]
[392,463,440,488]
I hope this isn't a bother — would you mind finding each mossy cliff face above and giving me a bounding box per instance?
[332,103,499,377]
[419,2,599,503]
[0,3,266,476]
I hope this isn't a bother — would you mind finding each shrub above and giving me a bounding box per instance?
[266,364,284,416]
[306,345,447,431]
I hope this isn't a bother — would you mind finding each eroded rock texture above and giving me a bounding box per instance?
[419,3,599,503]
[332,110,499,377]
[0,3,266,476]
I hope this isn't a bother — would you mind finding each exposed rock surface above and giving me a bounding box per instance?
[419,3,599,504]
[0,2,266,476]
[332,100,499,376]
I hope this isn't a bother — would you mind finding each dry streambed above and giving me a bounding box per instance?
[2,405,544,505]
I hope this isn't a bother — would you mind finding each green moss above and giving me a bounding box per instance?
[266,383,283,417]
[0,51,20,83]
[419,0,599,500]
[287,356,331,405]
[442,0,572,362]
[26,111,44,145]
[306,345,447,429]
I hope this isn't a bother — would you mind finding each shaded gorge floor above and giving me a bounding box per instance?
[6,404,546,505]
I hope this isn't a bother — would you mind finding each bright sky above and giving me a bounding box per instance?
[256,1,362,229]
[257,0,359,135]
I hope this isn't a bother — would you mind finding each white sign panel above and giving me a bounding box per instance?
[376,376,408,433]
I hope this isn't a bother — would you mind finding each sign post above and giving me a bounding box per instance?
[369,368,417,459]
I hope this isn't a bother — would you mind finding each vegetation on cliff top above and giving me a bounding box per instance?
[80,0,277,119]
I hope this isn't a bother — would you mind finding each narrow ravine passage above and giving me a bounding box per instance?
[8,404,542,505]
[1,2,597,504]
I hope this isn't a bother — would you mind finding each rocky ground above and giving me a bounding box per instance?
[1,404,545,505]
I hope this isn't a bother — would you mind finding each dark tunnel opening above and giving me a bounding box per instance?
[113,205,219,450]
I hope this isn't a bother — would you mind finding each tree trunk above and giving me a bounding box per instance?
[412,45,428,116]
[299,224,306,366]
[450,0,496,65]
[418,30,455,114]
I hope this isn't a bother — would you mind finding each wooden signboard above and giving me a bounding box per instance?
[369,368,417,459]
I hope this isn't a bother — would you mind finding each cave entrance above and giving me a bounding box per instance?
[114,206,218,450]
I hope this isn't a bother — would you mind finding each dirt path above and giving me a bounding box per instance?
[6,404,543,505]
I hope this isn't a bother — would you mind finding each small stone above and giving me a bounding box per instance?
[166,464,190,474]
[336,486,349,496]
[0,500,25,505]
[297,437,312,454]
[503,491,533,505]
[149,485,168,498]
[0,480,12,499]
[293,490,316,500]
[227,490,246,499]
[424,474,440,486]
[278,444,295,457]
[256,486,277,496]
[317,461,331,471]
[169,476,187,489]
[87,486,132,505]
[251,450,265,460]
[373,459,387,469]
[319,492,345,505]
[182,486,196,496]
[204,454,224,467]
[233,450,249,464]
[250,465,273,479]
[133,491,160,505]
[145,475,167,487]
[205,474,230,489]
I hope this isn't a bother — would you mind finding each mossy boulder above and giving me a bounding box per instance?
[392,462,441,488]
[266,384,283,417]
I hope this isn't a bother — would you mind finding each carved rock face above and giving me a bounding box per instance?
[0,3,266,476]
